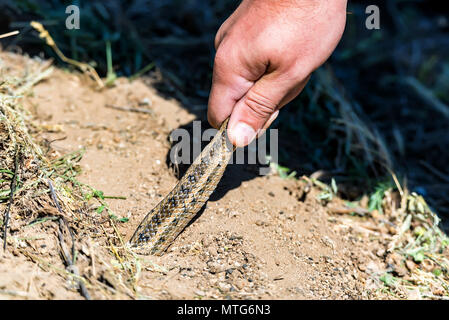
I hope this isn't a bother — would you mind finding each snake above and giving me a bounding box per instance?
[128,119,234,255]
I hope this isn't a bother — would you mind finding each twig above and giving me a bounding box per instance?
[13,64,54,96]
[328,205,370,216]
[104,195,127,200]
[129,62,155,81]
[89,241,96,278]
[48,179,91,300]
[3,147,20,250]
[26,216,59,227]
[0,289,29,298]
[57,217,91,300]
[30,21,104,89]
[57,218,72,265]
[48,178,63,213]
[0,30,19,39]
[389,170,404,198]
[105,104,154,115]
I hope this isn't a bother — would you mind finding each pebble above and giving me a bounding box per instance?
[405,260,416,272]
[139,97,152,106]
[194,290,205,296]
[234,279,246,290]
[207,247,217,256]
[208,261,226,274]
[201,236,213,247]
[229,210,240,218]
[218,282,231,292]
[225,268,234,275]
[375,248,385,257]
[255,220,268,227]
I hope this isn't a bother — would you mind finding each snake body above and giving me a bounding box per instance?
[128,119,234,255]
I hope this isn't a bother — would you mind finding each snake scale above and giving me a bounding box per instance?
[128,119,234,255]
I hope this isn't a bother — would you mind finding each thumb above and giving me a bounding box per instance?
[227,72,309,147]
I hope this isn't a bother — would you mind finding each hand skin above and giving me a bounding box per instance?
[207,0,347,147]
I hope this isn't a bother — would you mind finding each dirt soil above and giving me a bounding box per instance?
[0,51,406,300]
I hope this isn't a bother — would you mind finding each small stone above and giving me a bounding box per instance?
[218,282,231,292]
[376,248,385,257]
[255,220,269,227]
[395,265,408,277]
[321,236,335,249]
[421,259,435,272]
[194,290,205,296]
[408,289,421,299]
[207,247,217,256]
[405,260,416,272]
[234,279,246,290]
[81,244,90,256]
[139,97,152,106]
[208,261,226,274]
[229,210,240,218]
[432,287,445,296]
[386,252,403,266]
[201,236,213,247]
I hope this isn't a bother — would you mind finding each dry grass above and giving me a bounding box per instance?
[307,172,449,299]
[0,52,142,300]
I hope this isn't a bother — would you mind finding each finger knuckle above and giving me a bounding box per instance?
[285,64,310,82]
[244,90,278,119]
[213,48,228,68]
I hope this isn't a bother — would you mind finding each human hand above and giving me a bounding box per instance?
[208,0,347,147]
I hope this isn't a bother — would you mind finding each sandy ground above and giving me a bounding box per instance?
[0,52,400,299]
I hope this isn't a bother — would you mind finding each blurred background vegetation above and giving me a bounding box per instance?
[0,0,448,230]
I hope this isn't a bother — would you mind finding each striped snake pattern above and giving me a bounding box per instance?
[128,119,234,255]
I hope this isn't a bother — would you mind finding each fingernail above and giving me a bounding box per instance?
[265,110,279,129]
[229,122,256,147]
[258,110,280,138]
